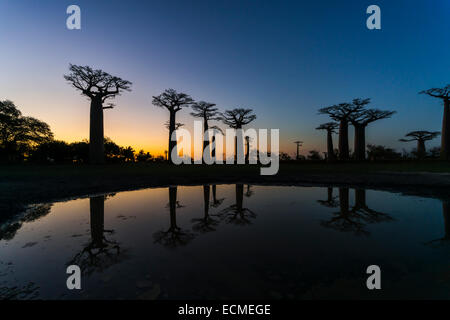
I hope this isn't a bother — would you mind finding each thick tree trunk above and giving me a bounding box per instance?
[245,139,250,164]
[441,99,450,160]
[339,187,349,214]
[327,187,333,202]
[90,196,105,247]
[443,201,449,240]
[354,125,366,160]
[417,139,426,159]
[203,185,210,218]
[168,111,176,163]
[354,188,366,210]
[327,130,335,161]
[203,119,209,163]
[236,184,244,213]
[89,97,104,164]
[338,119,349,160]
[169,187,178,230]
[211,135,216,159]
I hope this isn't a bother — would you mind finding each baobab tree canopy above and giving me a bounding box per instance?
[64,64,132,101]
[400,131,440,142]
[190,101,219,121]
[316,122,338,132]
[220,108,256,129]
[349,108,396,127]
[420,85,450,100]
[152,89,194,112]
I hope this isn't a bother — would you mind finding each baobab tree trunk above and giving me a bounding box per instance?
[443,200,450,240]
[203,185,210,218]
[236,184,244,213]
[203,119,209,163]
[168,187,178,231]
[441,100,450,160]
[245,138,250,164]
[339,187,349,214]
[89,97,105,164]
[327,130,335,161]
[168,111,176,163]
[90,196,105,247]
[417,139,426,159]
[338,120,349,160]
[354,188,366,210]
[211,134,216,159]
[354,125,366,161]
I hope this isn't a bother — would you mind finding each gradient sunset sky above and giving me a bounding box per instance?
[1,0,449,156]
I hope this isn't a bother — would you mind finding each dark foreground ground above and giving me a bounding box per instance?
[2,161,450,220]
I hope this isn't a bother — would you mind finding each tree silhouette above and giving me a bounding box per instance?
[399,131,440,159]
[317,187,338,208]
[68,195,123,276]
[321,188,393,236]
[318,103,360,160]
[349,100,396,160]
[220,108,256,162]
[190,101,219,162]
[64,64,132,164]
[425,200,450,247]
[191,185,219,233]
[0,100,53,162]
[153,187,194,247]
[316,122,338,161]
[210,184,225,208]
[210,125,224,160]
[420,85,450,159]
[215,184,256,226]
[293,141,303,161]
[152,89,194,163]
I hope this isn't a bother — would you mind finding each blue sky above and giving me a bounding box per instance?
[0,0,449,155]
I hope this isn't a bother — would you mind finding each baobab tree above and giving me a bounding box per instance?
[293,141,303,160]
[152,89,194,163]
[190,101,219,162]
[316,122,338,161]
[399,131,440,159]
[64,64,132,164]
[220,108,256,162]
[349,104,396,160]
[318,103,360,160]
[420,85,450,160]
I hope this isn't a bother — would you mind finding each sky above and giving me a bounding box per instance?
[1,0,449,157]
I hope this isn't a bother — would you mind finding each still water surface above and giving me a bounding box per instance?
[0,184,449,299]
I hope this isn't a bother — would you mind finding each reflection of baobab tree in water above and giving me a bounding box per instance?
[68,195,122,276]
[244,184,254,198]
[210,184,225,208]
[320,188,393,236]
[191,185,219,233]
[425,200,450,247]
[316,187,338,208]
[153,187,194,248]
[215,184,256,226]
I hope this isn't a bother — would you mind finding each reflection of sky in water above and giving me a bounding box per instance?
[0,185,449,299]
